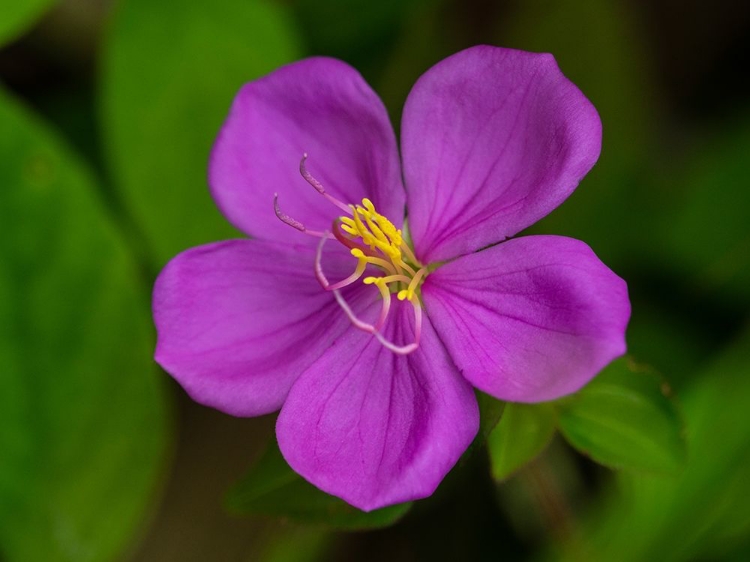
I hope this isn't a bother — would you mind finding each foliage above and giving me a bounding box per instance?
[0,88,167,562]
[227,440,411,530]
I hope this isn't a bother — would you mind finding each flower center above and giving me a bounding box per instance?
[273,154,426,354]
[336,198,427,302]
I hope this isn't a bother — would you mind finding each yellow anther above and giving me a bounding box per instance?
[351,208,372,244]
[376,220,401,245]
[401,267,427,302]
[335,198,426,314]
[362,211,389,245]
[340,199,403,261]
[363,200,403,248]
[340,216,358,236]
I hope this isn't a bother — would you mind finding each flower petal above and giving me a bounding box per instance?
[422,235,629,402]
[209,57,404,242]
[153,239,373,417]
[402,46,602,263]
[276,301,479,511]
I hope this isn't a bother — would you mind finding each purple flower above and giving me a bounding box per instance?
[153,46,630,511]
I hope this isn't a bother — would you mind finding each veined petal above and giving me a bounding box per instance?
[402,45,602,263]
[276,300,479,511]
[153,239,373,417]
[209,57,404,242]
[423,236,629,402]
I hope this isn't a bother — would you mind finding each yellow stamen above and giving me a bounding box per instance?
[394,259,416,277]
[397,267,427,302]
[364,274,411,286]
[285,154,427,355]
[339,198,428,337]
[340,216,358,236]
[351,248,397,275]
[400,241,418,264]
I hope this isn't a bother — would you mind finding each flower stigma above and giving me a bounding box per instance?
[274,154,427,355]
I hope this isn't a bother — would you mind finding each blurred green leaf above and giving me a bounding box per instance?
[545,328,750,562]
[661,115,750,306]
[257,527,332,562]
[0,88,167,561]
[488,403,557,482]
[462,391,505,460]
[556,358,687,474]
[101,0,302,267]
[476,390,506,442]
[0,0,55,47]
[227,440,411,529]
[621,332,750,561]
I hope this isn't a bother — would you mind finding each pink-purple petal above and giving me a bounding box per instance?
[153,239,374,417]
[209,57,404,243]
[422,235,629,402]
[401,45,602,263]
[276,300,479,511]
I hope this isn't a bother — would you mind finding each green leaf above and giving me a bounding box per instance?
[623,331,750,560]
[100,0,302,267]
[487,403,557,481]
[227,439,411,530]
[0,89,168,561]
[556,358,687,474]
[0,0,55,47]
[476,390,506,442]
[542,328,750,562]
[257,527,332,562]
